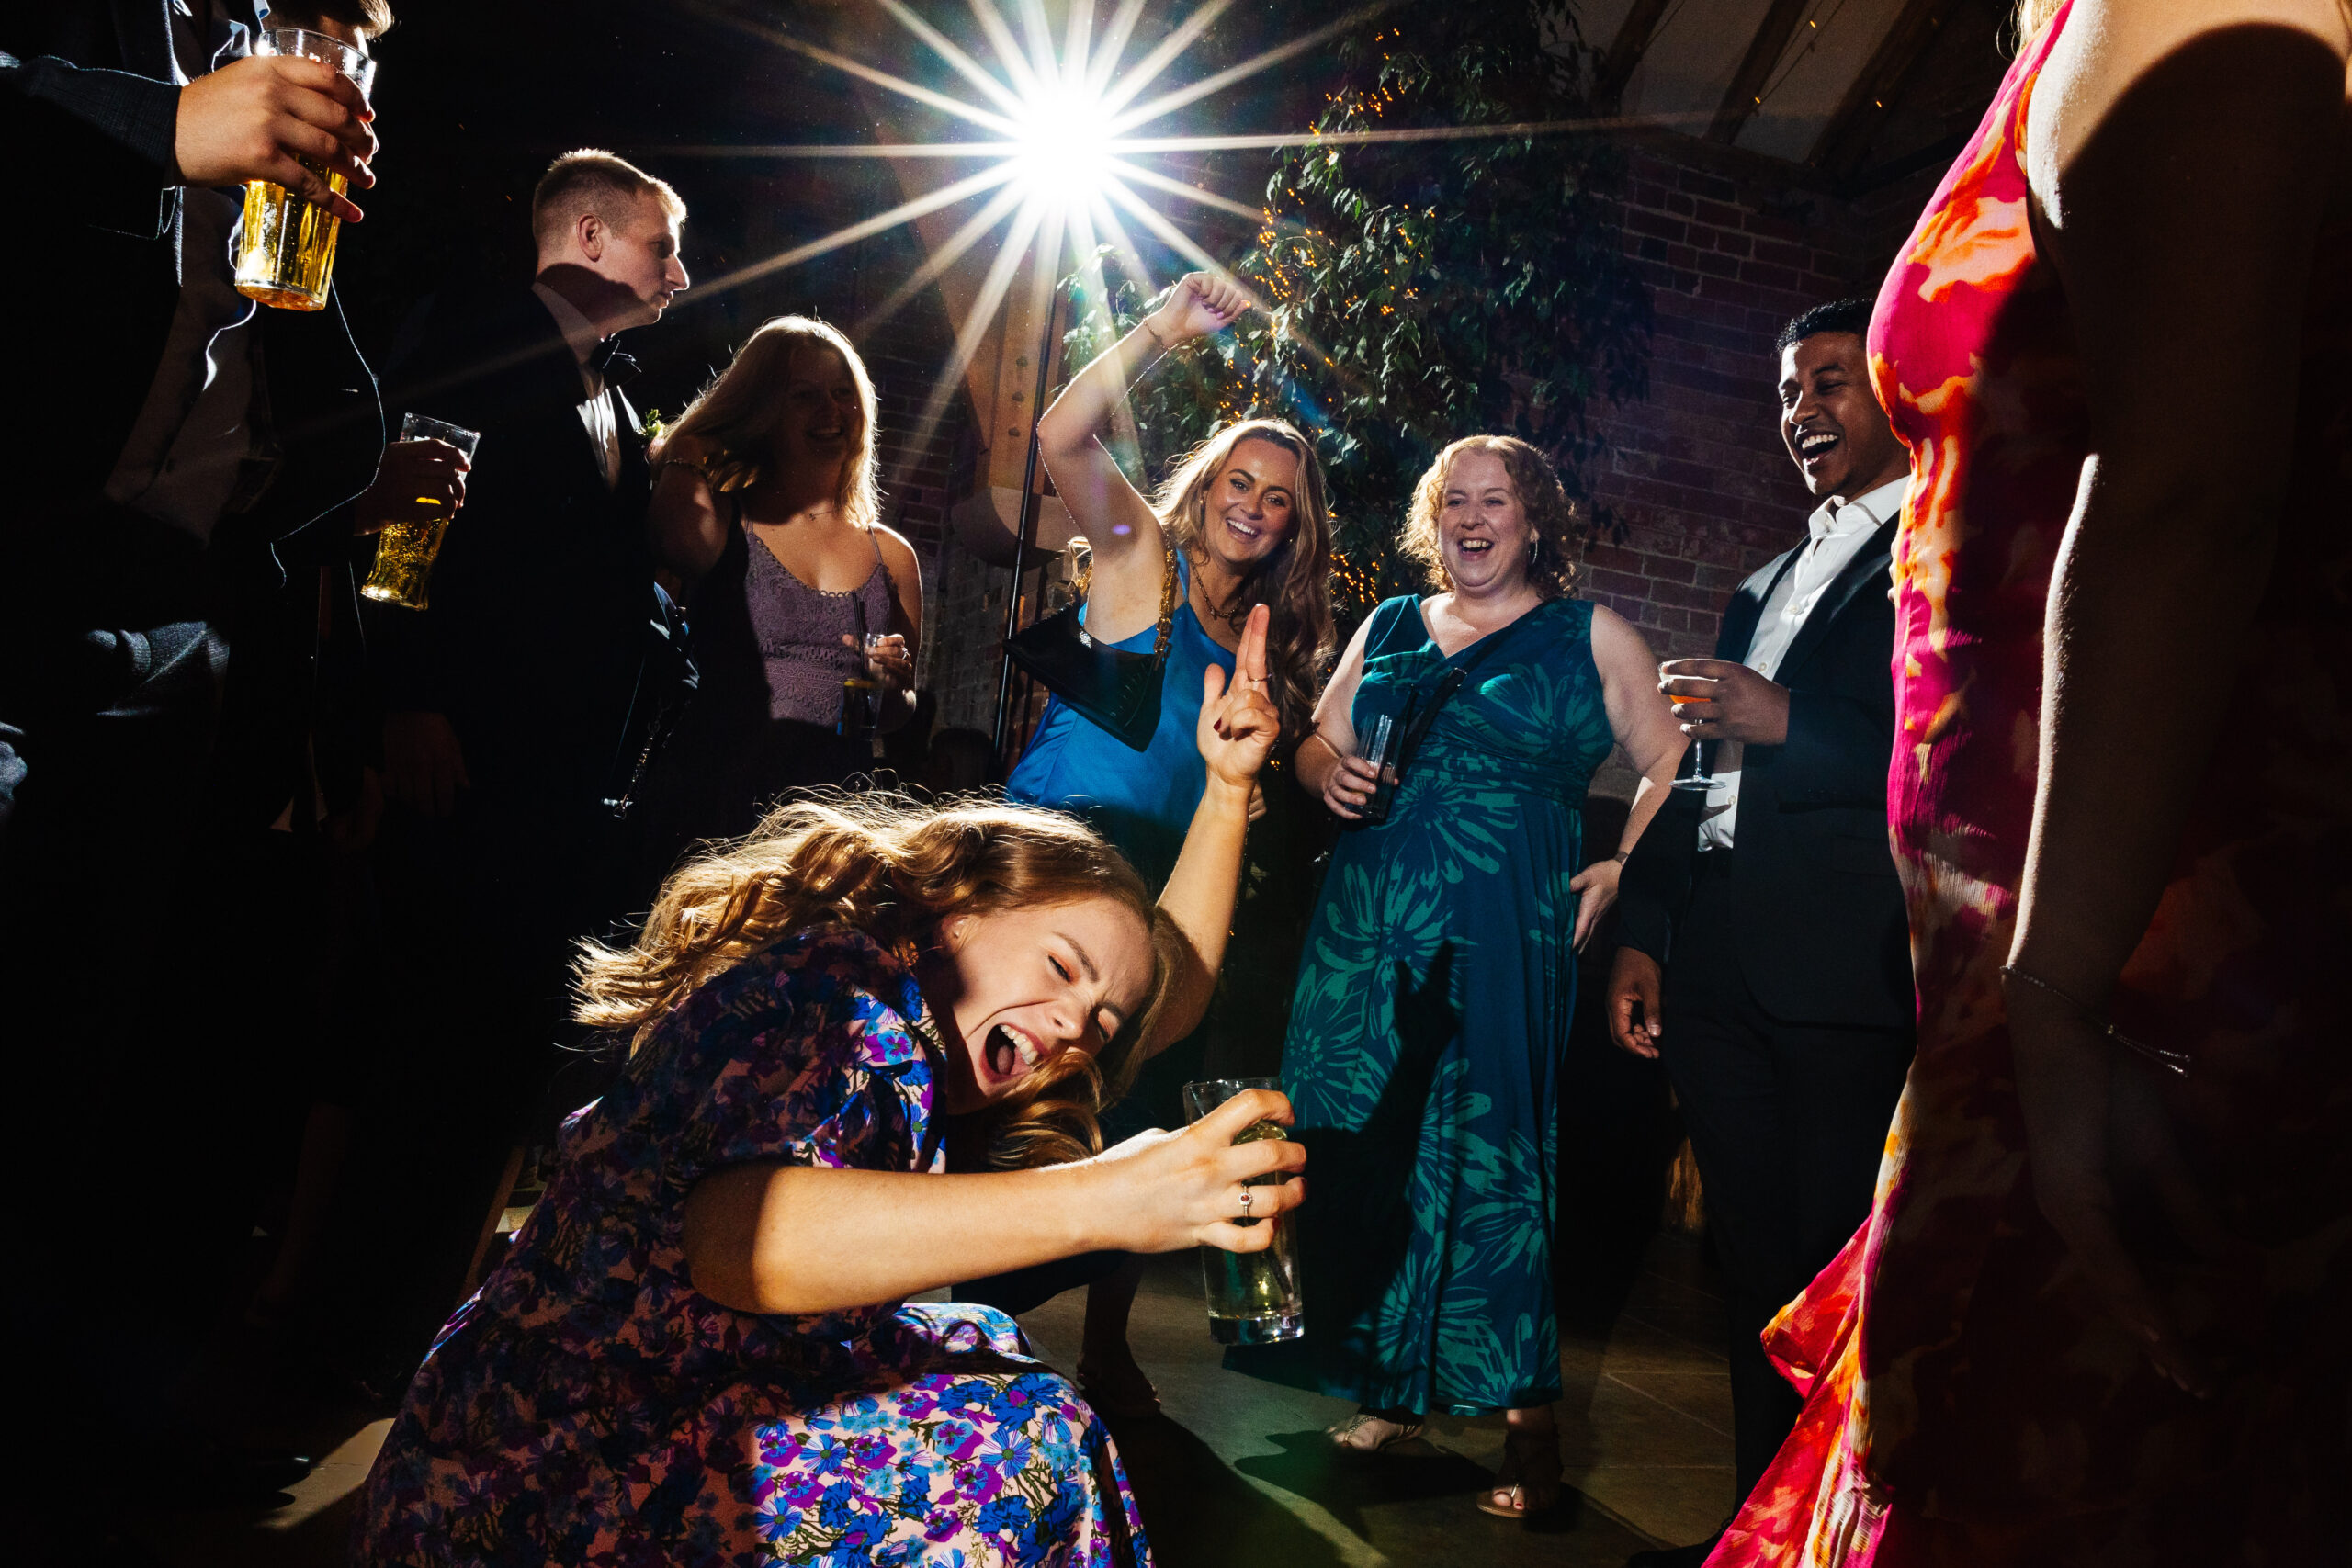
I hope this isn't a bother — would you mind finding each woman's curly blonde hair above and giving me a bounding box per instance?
[1400,434,1581,602]
[574,793,1178,1168]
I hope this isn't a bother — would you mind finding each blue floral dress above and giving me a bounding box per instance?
[353,928,1148,1567]
[1265,595,1613,1416]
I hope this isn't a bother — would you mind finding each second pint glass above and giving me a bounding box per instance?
[232,27,378,312]
[362,415,481,612]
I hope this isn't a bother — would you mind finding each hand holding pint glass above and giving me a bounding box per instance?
[232,28,379,312]
[362,415,482,611]
[1183,1078,1306,1345]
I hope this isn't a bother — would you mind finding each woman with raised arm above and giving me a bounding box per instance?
[640,317,923,860]
[1270,436,1685,1524]
[355,614,1295,1568]
[1708,3,2352,1564]
[1000,270,1335,1415]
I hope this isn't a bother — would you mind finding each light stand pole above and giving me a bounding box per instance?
[990,287,1061,773]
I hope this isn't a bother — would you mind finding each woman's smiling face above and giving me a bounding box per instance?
[770,342,864,477]
[917,897,1156,1114]
[1197,436,1302,570]
[1437,449,1534,595]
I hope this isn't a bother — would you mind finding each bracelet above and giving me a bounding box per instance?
[1612,850,1631,864]
[1998,964,2189,1077]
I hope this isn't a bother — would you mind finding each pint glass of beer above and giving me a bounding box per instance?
[1182,1078,1305,1346]
[232,28,378,312]
[362,415,481,611]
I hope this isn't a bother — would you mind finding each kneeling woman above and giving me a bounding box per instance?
[355,615,1297,1567]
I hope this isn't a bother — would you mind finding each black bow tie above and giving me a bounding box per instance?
[591,337,639,388]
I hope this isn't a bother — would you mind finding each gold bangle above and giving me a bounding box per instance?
[1998,964,2189,1077]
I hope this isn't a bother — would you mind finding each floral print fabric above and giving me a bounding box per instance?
[1713,4,2352,1562]
[353,927,1148,1567]
[1266,595,1612,1415]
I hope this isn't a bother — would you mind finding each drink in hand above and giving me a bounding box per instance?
[1182,1080,1305,1346]
[362,414,481,611]
[232,28,377,312]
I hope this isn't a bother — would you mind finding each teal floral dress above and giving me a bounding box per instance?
[1274,595,1612,1416]
[353,928,1148,1567]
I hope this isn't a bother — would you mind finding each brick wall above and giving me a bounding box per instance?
[1579,136,1944,667]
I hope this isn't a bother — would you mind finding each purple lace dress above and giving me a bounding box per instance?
[647,513,896,858]
[352,927,1148,1567]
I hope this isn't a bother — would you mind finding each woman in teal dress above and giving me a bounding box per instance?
[1005,271,1336,1414]
[1282,435,1685,1521]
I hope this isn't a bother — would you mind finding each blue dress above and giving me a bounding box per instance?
[1006,553,1233,891]
[1272,595,1613,1416]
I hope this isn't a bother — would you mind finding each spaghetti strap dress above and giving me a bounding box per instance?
[1713,5,2352,1562]
[644,508,894,867]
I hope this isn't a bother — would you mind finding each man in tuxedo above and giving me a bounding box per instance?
[347,149,690,1367]
[1609,299,1917,1568]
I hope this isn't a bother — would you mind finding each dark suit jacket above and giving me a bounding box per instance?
[364,287,654,809]
[3,1,380,530]
[1616,520,1914,1031]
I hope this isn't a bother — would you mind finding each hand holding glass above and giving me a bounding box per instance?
[1182,1077,1305,1345]
[232,28,377,312]
[1665,682,1721,793]
[362,415,482,611]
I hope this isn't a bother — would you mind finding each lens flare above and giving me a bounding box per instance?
[1008,81,1120,206]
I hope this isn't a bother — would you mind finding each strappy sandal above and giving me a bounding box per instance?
[1326,1409,1425,1453]
[1476,1425,1562,1520]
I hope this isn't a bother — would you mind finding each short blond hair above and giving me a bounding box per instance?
[532,149,684,254]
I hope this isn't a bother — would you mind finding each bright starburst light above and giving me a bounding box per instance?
[668,0,1635,468]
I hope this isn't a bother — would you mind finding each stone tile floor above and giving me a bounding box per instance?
[123,1233,1731,1567]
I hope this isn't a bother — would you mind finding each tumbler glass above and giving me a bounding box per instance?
[1182,1077,1304,1345]
[232,27,378,312]
[361,414,481,611]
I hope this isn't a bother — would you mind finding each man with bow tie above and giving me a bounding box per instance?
[352,148,691,1366]
[1605,298,1918,1568]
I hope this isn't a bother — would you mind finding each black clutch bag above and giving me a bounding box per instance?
[1004,536,1177,752]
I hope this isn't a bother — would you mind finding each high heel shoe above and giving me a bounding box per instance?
[1477,1424,1561,1520]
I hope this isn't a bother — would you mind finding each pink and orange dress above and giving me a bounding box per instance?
[1713,5,2352,1562]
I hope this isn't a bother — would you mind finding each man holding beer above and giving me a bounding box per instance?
[0,0,419,1511]
[351,149,693,1370]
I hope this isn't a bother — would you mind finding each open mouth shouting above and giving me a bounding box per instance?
[980,1021,1048,1087]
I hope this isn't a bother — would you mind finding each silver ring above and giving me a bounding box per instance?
[1238,1188,1254,1214]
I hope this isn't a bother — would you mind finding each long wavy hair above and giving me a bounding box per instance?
[1155,418,1336,750]
[575,794,1179,1168]
[657,316,881,528]
[1400,434,1582,602]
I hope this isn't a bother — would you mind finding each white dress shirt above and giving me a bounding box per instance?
[530,279,621,489]
[1699,475,1908,852]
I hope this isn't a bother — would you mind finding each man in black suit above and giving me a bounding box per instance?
[1609,299,1917,1568]
[347,149,690,1365]
[0,0,433,1511]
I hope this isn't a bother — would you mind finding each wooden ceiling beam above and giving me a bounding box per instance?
[1809,0,1956,176]
[1710,0,1815,143]
[1594,0,1675,113]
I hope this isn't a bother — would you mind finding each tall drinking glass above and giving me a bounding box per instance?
[232,28,377,312]
[362,414,481,611]
[1182,1077,1304,1345]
